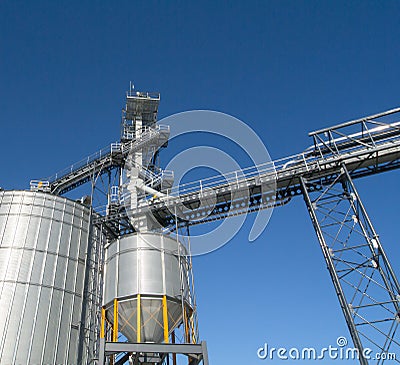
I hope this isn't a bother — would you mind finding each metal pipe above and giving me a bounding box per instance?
[135,179,166,198]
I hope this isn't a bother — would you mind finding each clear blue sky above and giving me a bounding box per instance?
[1,1,400,364]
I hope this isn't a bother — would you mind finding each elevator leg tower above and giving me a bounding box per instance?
[300,165,400,364]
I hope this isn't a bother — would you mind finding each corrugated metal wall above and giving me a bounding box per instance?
[0,190,96,365]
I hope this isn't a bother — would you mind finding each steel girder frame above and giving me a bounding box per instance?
[97,338,209,365]
[300,165,400,365]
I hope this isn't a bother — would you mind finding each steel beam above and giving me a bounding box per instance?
[98,338,209,365]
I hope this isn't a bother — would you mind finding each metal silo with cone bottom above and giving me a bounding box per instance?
[103,232,193,344]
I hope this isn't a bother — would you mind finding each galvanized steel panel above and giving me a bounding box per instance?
[0,190,96,365]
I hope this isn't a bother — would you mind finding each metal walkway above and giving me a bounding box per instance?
[96,107,400,229]
[31,124,170,195]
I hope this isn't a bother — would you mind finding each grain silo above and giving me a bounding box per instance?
[103,232,192,344]
[0,190,101,365]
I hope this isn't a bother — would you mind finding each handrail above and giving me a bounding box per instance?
[45,143,114,184]
[309,107,400,136]
[39,124,169,185]
[160,124,400,198]
[31,114,400,200]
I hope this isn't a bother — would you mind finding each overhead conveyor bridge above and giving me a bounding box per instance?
[94,107,400,229]
[31,124,170,195]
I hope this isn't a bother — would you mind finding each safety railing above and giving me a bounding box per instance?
[309,108,400,158]
[34,124,169,187]
[32,114,400,205]
[44,144,115,184]
[126,91,160,100]
[159,122,400,201]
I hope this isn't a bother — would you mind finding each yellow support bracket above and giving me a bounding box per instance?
[113,298,118,342]
[100,307,106,339]
[184,307,190,343]
[137,294,141,343]
[162,295,169,343]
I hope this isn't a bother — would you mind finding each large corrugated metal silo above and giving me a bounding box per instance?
[0,190,99,365]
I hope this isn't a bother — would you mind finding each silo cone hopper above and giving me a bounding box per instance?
[103,232,193,343]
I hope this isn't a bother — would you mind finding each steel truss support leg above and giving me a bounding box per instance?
[78,211,105,364]
[300,165,400,365]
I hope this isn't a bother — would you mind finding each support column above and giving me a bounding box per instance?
[113,299,118,343]
[137,294,141,343]
[162,295,170,343]
[300,165,400,365]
